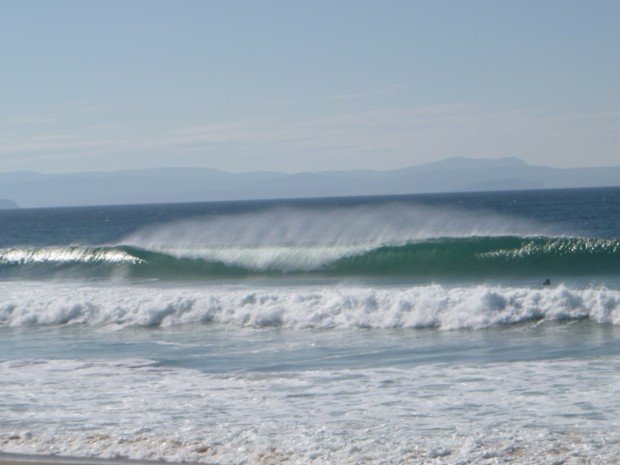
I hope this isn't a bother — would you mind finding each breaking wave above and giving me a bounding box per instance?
[1,236,619,280]
[1,283,619,329]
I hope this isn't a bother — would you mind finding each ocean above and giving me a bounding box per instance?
[1,187,620,465]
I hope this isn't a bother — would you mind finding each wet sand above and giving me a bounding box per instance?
[0,454,183,465]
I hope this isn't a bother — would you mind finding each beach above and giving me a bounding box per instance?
[0,453,180,465]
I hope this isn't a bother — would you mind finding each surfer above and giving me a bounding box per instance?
[542,278,551,286]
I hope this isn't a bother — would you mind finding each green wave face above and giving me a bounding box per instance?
[325,236,620,277]
[1,236,620,280]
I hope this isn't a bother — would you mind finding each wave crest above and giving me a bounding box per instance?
[1,236,620,279]
[0,246,142,265]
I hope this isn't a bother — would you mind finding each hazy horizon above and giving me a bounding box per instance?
[1,155,620,178]
[1,156,620,208]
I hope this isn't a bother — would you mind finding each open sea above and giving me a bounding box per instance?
[1,187,620,465]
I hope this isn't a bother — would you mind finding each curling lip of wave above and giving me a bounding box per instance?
[151,244,371,272]
[1,283,619,329]
[0,246,143,265]
[1,236,620,278]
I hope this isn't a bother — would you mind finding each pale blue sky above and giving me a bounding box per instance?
[1,0,619,173]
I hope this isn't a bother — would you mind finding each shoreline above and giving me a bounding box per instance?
[0,454,194,465]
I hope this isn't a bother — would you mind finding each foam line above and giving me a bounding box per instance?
[1,283,619,329]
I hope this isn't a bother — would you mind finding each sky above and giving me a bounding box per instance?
[1,0,619,174]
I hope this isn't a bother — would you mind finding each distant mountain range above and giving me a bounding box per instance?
[2,157,620,208]
[0,199,18,209]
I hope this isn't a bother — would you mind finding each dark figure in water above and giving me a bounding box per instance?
[542,278,551,286]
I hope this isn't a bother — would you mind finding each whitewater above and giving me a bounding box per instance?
[2,282,620,329]
[1,187,620,465]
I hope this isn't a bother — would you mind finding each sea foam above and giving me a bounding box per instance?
[1,357,619,464]
[1,282,619,329]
